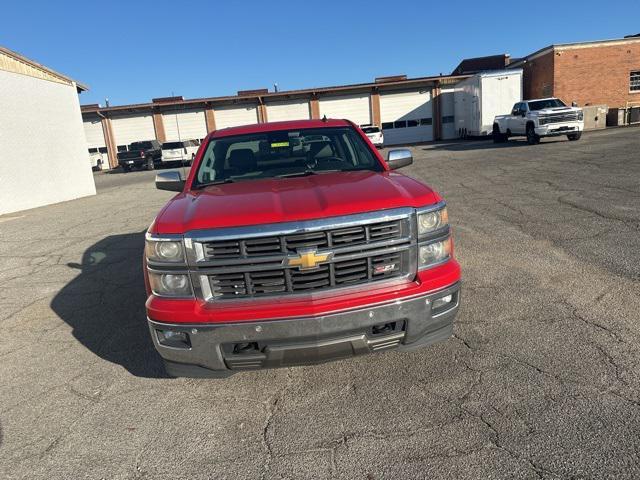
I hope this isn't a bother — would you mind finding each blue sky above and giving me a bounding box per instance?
[2,0,638,106]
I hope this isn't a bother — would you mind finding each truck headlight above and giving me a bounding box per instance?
[418,238,451,269]
[145,238,185,263]
[417,206,448,236]
[148,272,193,297]
[577,111,584,121]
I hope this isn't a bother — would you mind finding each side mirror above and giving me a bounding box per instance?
[386,149,413,170]
[184,147,188,154]
[521,111,527,117]
[156,171,185,192]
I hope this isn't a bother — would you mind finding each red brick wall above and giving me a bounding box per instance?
[554,41,640,108]
[522,50,555,100]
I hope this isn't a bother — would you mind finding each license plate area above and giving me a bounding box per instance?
[222,321,406,370]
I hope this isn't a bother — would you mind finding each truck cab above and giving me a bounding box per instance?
[144,119,461,378]
[493,98,584,144]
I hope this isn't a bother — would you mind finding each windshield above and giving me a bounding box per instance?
[193,127,382,186]
[362,126,380,134]
[528,99,566,111]
[162,142,184,149]
[129,141,152,150]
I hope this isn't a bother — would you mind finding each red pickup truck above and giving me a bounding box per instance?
[144,119,461,377]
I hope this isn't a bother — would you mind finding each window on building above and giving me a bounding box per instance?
[420,118,432,126]
[631,70,640,92]
[393,120,407,129]
[98,147,108,154]
[407,120,419,127]
[381,122,394,130]
[442,116,454,124]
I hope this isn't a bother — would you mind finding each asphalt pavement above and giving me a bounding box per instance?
[1,127,639,479]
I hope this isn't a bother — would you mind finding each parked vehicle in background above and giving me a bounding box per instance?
[360,124,384,147]
[88,147,105,171]
[160,140,199,165]
[454,70,523,138]
[493,98,584,145]
[144,119,461,378]
[117,140,162,172]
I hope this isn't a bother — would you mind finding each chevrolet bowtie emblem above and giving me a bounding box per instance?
[283,248,333,270]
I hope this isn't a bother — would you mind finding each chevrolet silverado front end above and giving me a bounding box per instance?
[144,119,461,377]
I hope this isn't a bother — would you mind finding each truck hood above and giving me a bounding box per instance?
[532,107,581,115]
[153,170,438,234]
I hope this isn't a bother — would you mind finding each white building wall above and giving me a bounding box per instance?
[319,93,371,125]
[162,109,208,141]
[111,114,156,145]
[380,90,433,145]
[83,118,106,148]
[0,70,96,215]
[266,99,311,122]
[215,104,259,128]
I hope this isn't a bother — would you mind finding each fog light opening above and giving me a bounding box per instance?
[432,293,456,315]
[372,322,396,336]
[232,342,260,355]
[156,329,191,349]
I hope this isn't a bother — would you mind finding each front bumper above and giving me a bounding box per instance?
[149,281,460,377]
[535,122,584,136]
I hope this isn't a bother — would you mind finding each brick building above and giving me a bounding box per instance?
[509,36,640,108]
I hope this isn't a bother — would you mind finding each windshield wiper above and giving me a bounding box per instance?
[192,178,235,189]
[276,169,341,178]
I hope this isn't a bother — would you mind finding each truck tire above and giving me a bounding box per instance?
[121,165,130,173]
[146,158,155,171]
[526,124,540,145]
[567,132,582,141]
[492,124,506,143]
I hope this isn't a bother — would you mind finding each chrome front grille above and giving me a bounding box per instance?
[540,111,581,124]
[185,209,416,301]
[207,251,404,299]
[202,219,403,260]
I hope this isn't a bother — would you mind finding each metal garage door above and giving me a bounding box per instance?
[215,104,259,129]
[380,90,433,145]
[267,99,310,122]
[83,119,105,148]
[162,109,207,142]
[111,114,156,146]
[440,87,456,140]
[318,93,371,125]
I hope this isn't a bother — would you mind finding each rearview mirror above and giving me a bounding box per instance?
[156,171,185,192]
[386,149,413,170]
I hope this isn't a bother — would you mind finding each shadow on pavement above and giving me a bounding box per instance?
[422,139,537,152]
[51,231,168,378]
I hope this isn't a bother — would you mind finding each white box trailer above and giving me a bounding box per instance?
[453,69,522,137]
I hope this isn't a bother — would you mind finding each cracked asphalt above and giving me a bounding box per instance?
[1,127,639,479]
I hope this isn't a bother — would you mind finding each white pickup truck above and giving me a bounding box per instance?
[493,98,584,145]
